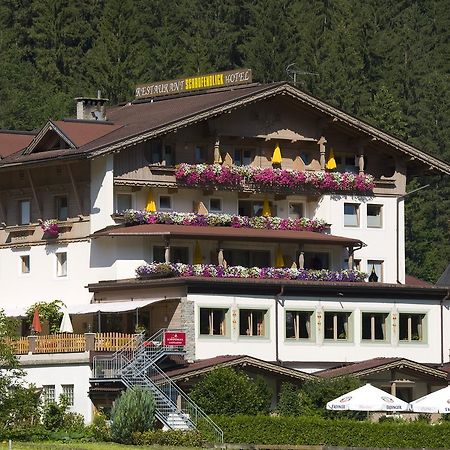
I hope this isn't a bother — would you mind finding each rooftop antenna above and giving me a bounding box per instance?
[286,63,318,86]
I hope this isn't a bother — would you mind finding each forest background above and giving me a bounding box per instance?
[0,0,448,282]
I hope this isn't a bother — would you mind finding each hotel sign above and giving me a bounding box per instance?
[135,69,252,99]
[163,331,186,346]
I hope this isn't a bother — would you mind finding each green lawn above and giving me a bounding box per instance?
[0,443,202,450]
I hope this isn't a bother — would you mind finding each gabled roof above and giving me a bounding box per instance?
[1,82,449,174]
[22,119,122,155]
[316,357,448,380]
[436,264,450,287]
[164,355,316,382]
[0,130,36,158]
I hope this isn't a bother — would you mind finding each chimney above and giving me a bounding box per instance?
[75,92,109,121]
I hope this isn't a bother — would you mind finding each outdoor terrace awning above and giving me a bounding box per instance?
[67,299,162,314]
[92,223,364,247]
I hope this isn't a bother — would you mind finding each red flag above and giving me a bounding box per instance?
[32,309,42,334]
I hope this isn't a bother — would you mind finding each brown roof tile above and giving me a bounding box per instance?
[54,120,122,147]
[405,275,433,287]
[0,131,35,158]
[92,223,364,246]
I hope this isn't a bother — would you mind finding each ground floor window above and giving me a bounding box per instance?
[286,311,313,339]
[42,385,55,405]
[199,308,228,336]
[61,384,74,406]
[361,312,388,341]
[324,312,350,340]
[399,313,425,342]
[239,309,267,337]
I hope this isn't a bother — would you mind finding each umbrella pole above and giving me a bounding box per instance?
[97,311,101,333]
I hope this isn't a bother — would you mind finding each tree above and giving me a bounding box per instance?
[0,309,41,430]
[190,367,271,415]
[110,386,155,443]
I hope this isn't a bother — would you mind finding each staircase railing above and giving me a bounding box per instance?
[91,329,223,444]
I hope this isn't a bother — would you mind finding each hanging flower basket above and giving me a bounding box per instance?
[136,263,367,282]
[124,210,327,233]
[175,163,375,194]
[41,219,59,238]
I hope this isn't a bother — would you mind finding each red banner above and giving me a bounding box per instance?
[163,331,186,346]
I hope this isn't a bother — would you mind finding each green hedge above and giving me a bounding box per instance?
[200,415,450,448]
[132,430,205,447]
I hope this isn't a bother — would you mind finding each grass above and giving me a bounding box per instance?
[0,443,202,450]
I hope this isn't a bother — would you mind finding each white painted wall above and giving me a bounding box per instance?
[190,293,447,364]
[20,354,93,423]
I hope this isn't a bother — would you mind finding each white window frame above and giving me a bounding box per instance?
[324,311,351,341]
[367,260,383,282]
[20,254,30,274]
[367,204,383,228]
[115,192,134,213]
[399,313,426,342]
[288,202,305,219]
[239,308,268,337]
[42,385,55,405]
[61,384,74,406]
[209,197,222,213]
[285,310,314,340]
[19,199,31,225]
[158,195,172,211]
[56,251,68,277]
[344,203,360,227]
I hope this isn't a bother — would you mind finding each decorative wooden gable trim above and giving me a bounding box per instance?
[23,120,76,155]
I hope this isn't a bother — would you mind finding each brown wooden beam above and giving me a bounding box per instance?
[26,170,41,218]
[66,164,82,216]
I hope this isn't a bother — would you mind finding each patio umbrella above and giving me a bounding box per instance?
[326,148,337,170]
[326,383,409,412]
[145,191,156,212]
[31,308,42,334]
[271,143,282,165]
[193,241,202,264]
[59,308,73,333]
[409,385,450,413]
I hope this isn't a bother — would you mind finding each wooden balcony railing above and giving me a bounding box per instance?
[4,332,136,355]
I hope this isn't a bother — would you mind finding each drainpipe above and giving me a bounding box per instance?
[274,285,284,364]
[396,184,430,284]
[440,290,450,366]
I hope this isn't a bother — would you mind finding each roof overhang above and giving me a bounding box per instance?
[91,223,364,247]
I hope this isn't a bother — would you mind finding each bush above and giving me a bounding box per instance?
[87,411,111,441]
[132,429,205,447]
[110,386,156,443]
[42,402,66,430]
[0,425,50,441]
[190,367,271,415]
[200,415,450,448]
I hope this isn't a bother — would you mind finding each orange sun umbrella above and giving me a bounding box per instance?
[32,308,42,334]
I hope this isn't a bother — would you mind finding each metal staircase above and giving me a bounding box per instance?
[92,329,223,443]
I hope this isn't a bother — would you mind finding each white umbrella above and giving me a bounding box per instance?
[326,383,409,412]
[409,385,450,413]
[59,308,73,333]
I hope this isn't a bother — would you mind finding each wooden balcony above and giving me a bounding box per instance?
[5,332,136,355]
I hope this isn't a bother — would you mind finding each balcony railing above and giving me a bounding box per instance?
[5,332,136,355]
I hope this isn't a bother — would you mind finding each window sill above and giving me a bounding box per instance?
[198,334,229,339]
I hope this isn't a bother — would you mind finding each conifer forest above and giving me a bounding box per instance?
[0,0,448,282]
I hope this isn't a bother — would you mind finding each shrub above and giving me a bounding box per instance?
[132,429,205,447]
[110,386,155,443]
[42,401,66,430]
[200,415,450,448]
[190,367,271,415]
[87,411,111,441]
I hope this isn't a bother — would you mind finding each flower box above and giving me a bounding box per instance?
[40,220,59,238]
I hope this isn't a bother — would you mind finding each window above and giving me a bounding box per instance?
[61,384,74,406]
[239,309,267,337]
[55,195,68,221]
[286,311,313,340]
[19,199,31,225]
[238,200,275,217]
[199,308,227,336]
[209,198,222,212]
[335,154,358,173]
[324,312,350,340]
[223,249,270,268]
[367,260,383,282]
[42,385,55,405]
[302,252,330,270]
[344,203,359,227]
[20,255,30,274]
[233,148,253,166]
[300,152,311,165]
[195,145,207,163]
[153,246,189,264]
[344,258,361,270]
[367,204,382,228]
[288,202,304,219]
[361,313,388,341]
[159,195,172,210]
[399,313,425,342]
[146,141,175,166]
[115,193,132,213]
[396,387,413,402]
[56,252,67,277]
